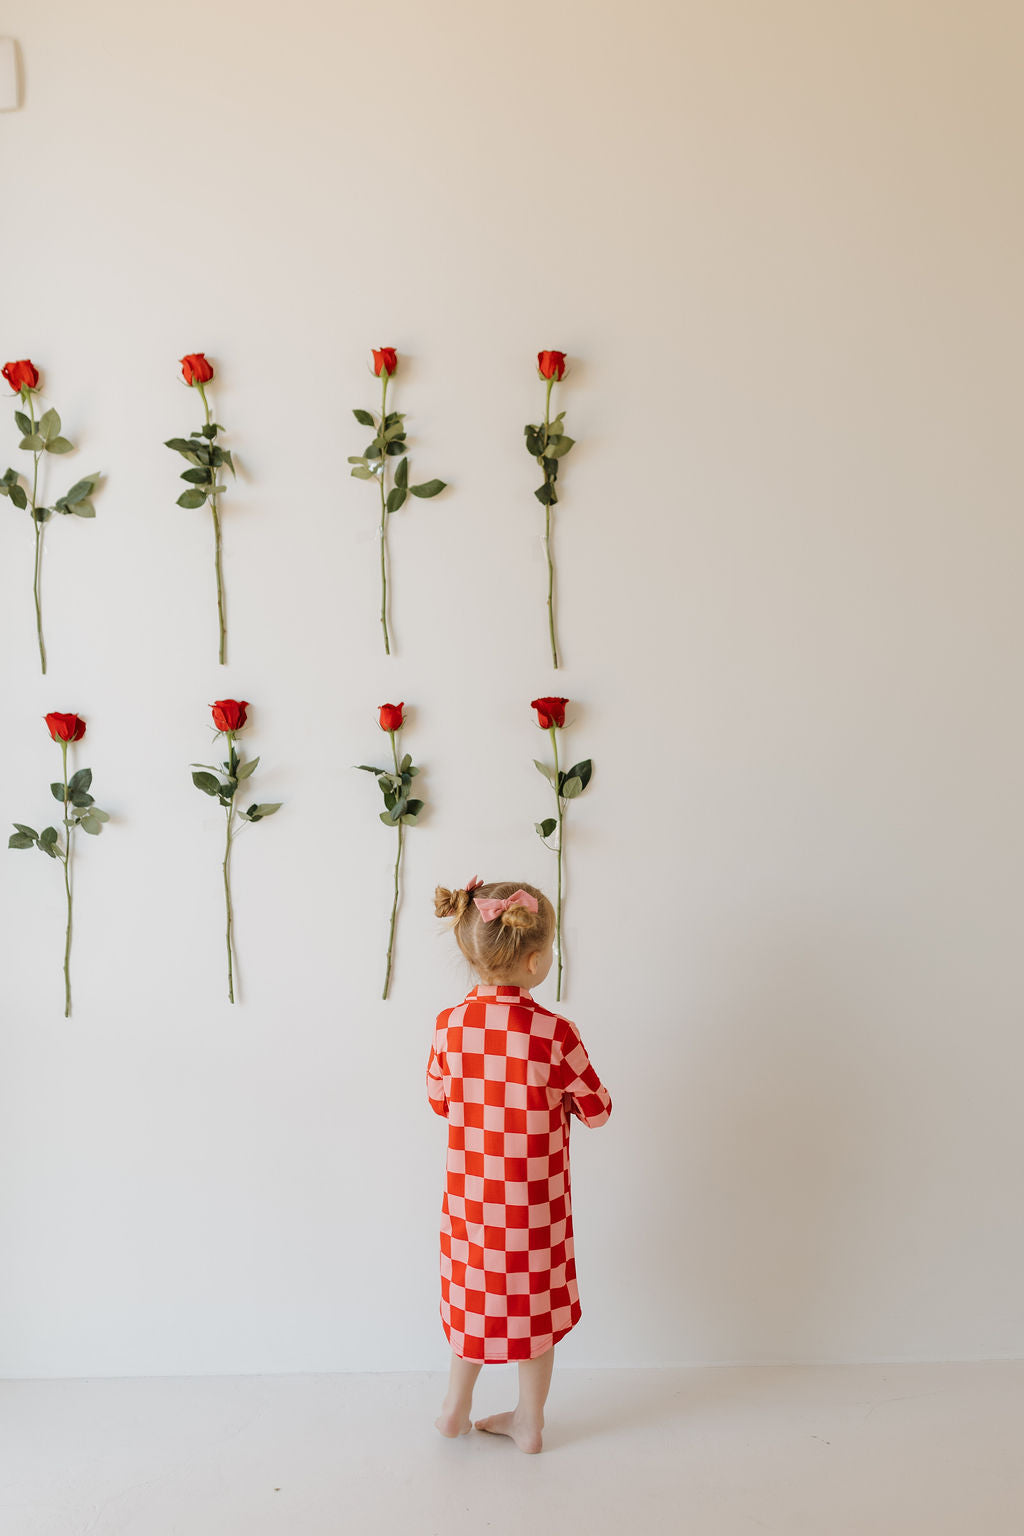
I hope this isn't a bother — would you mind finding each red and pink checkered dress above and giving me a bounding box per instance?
[427,984,612,1361]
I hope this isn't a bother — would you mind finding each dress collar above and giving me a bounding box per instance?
[466,984,534,1002]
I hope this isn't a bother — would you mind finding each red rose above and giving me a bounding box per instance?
[3,359,40,393]
[45,712,86,743]
[211,699,249,733]
[372,348,398,379]
[180,353,214,386]
[537,351,566,381]
[531,696,568,729]
[378,702,404,732]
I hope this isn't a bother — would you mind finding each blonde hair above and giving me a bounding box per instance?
[434,880,554,981]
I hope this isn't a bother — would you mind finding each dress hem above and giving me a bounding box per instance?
[442,1310,580,1363]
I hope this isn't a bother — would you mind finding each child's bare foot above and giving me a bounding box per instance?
[434,1406,473,1438]
[475,1410,543,1454]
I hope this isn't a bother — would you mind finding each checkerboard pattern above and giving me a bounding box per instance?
[427,984,611,1361]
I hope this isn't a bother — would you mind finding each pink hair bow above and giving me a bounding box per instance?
[474,890,538,923]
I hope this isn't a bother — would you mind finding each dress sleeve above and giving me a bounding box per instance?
[556,1018,612,1128]
[426,1037,449,1119]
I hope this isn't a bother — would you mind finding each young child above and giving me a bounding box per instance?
[428,878,612,1454]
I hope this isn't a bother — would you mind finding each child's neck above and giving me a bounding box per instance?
[480,970,534,991]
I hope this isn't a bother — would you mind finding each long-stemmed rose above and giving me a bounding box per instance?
[356,702,424,997]
[524,350,575,668]
[165,354,236,665]
[531,695,592,1000]
[1,360,101,673]
[191,699,281,1003]
[9,712,110,1016]
[349,349,447,655]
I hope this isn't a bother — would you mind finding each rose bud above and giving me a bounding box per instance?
[44,712,86,743]
[537,351,567,381]
[180,353,215,386]
[372,348,398,379]
[2,359,40,393]
[211,699,249,733]
[378,702,405,732]
[531,696,568,730]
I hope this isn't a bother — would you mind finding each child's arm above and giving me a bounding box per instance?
[556,1019,611,1128]
[426,1042,449,1118]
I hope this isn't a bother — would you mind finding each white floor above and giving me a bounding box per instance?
[1,1362,1022,1535]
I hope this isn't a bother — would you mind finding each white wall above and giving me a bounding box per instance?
[1,0,1022,1376]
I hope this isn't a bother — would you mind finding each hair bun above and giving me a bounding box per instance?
[500,902,540,932]
[434,884,470,920]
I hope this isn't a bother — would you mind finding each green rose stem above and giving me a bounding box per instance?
[378,368,391,656]
[27,392,46,674]
[549,723,564,999]
[59,738,73,1017]
[196,380,227,666]
[382,726,402,998]
[223,730,238,1003]
[542,375,558,669]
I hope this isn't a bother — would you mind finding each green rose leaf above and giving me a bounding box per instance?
[46,437,74,454]
[37,840,59,858]
[9,484,27,509]
[561,776,584,799]
[39,408,61,441]
[70,790,94,809]
[40,826,59,845]
[14,411,31,435]
[72,502,96,517]
[565,759,593,791]
[534,482,557,505]
[13,823,38,838]
[192,770,221,796]
[177,488,208,509]
[19,434,45,452]
[50,782,66,801]
[535,818,557,839]
[69,768,92,794]
[351,466,376,480]
[181,466,212,484]
[252,802,281,820]
[409,479,446,498]
[395,456,408,489]
[546,436,575,457]
[533,758,555,782]
[353,408,375,426]
[236,757,259,779]
[63,476,98,504]
[386,485,407,514]
[8,832,35,850]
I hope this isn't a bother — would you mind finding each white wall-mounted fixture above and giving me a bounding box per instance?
[0,38,20,111]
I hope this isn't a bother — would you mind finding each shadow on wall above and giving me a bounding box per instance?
[630,925,876,1364]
